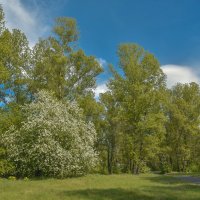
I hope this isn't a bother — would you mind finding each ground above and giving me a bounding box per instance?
[0,174,200,200]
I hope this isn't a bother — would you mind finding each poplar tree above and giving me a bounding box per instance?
[105,44,167,173]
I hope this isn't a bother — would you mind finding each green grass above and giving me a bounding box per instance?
[0,174,200,200]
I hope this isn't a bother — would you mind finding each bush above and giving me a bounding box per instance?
[160,160,172,174]
[23,177,29,181]
[139,162,151,173]
[0,147,15,177]
[8,176,16,180]
[188,164,200,173]
[2,90,98,178]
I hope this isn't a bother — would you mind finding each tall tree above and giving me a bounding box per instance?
[105,44,167,173]
[165,82,200,172]
[30,17,103,101]
[100,91,121,174]
[0,6,30,176]
[0,28,30,104]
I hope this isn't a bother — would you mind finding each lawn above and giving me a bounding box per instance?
[0,174,200,200]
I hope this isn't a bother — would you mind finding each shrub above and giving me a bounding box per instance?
[8,176,16,180]
[188,163,200,173]
[0,147,15,177]
[23,177,29,181]
[2,90,98,178]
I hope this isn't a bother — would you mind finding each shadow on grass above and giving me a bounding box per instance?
[61,184,200,200]
[59,175,200,200]
[143,174,200,186]
[142,175,183,184]
[61,188,154,200]
[146,185,200,200]
[142,175,200,200]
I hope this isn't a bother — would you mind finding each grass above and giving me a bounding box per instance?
[0,174,200,200]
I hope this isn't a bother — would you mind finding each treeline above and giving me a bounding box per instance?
[0,6,200,178]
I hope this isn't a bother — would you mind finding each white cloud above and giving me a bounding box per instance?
[94,83,108,99]
[96,58,107,68]
[95,57,109,98]
[0,0,49,47]
[161,64,200,88]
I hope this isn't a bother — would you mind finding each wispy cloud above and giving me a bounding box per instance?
[0,0,49,47]
[96,58,107,68]
[161,64,200,88]
[94,83,108,99]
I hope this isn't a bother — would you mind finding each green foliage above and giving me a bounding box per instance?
[0,104,22,177]
[164,82,200,172]
[0,26,30,104]
[100,43,167,174]
[53,17,78,53]
[0,147,15,177]
[67,50,103,99]
[23,177,29,181]
[30,18,103,101]
[8,176,16,181]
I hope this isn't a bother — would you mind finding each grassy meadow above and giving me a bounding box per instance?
[0,174,200,200]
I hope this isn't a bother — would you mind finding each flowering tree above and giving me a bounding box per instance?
[2,90,98,178]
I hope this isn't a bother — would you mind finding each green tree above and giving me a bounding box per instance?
[29,18,104,155]
[0,27,30,104]
[0,7,30,176]
[165,82,200,172]
[99,91,121,174]
[106,44,167,174]
[30,17,103,101]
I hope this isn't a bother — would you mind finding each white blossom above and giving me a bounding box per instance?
[2,90,98,177]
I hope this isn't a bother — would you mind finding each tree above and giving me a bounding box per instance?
[53,17,78,53]
[29,18,104,159]
[29,17,103,101]
[105,44,167,173]
[165,82,200,172]
[29,39,68,99]
[99,91,121,174]
[2,90,98,178]
[0,27,30,104]
[0,6,30,176]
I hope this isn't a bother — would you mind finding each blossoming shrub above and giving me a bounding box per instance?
[2,90,97,178]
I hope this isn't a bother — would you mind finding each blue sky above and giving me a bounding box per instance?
[0,0,200,95]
